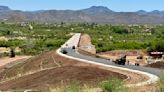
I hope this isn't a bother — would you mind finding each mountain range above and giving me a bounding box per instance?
[0,6,164,24]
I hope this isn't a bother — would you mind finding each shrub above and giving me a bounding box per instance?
[64,81,82,92]
[0,40,9,47]
[45,39,64,48]
[156,74,164,92]
[156,88,164,92]
[99,78,125,92]
[160,75,164,86]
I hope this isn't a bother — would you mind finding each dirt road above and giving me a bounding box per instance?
[0,56,31,67]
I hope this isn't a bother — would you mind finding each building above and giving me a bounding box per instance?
[150,52,163,58]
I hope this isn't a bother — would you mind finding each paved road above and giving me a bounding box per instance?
[58,33,161,86]
[61,33,81,48]
[62,48,163,77]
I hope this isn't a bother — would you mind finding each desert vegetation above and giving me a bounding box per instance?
[0,22,163,91]
[0,22,164,56]
[47,78,126,92]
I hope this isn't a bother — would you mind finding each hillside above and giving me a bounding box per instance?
[0,6,164,23]
[145,61,164,69]
[0,50,126,91]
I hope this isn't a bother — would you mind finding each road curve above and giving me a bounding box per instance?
[56,33,162,87]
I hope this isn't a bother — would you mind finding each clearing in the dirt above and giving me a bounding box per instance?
[0,51,127,91]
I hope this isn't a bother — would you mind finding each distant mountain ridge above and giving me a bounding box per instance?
[0,6,10,11]
[0,5,164,24]
[80,6,114,15]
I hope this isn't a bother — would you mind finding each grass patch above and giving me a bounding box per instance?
[63,81,82,92]
[158,75,164,92]
[42,78,127,92]
[99,78,127,92]
[156,74,164,92]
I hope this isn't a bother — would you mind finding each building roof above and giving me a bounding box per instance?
[150,52,163,55]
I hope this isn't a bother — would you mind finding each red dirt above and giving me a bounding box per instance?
[97,50,150,66]
[98,50,149,56]
[145,61,164,69]
[0,50,127,91]
[0,66,126,91]
[78,34,96,54]
[0,56,30,67]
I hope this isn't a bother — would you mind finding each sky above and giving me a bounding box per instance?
[0,0,164,12]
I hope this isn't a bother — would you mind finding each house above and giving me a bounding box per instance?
[150,52,163,58]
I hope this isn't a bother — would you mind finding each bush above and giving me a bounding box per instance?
[21,47,39,55]
[0,52,9,57]
[0,40,9,47]
[148,40,164,52]
[112,26,129,34]
[99,78,125,92]
[156,74,164,92]
[159,75,164,88]
[64,81,82,92]
[45,39,64,48]
[156,88,164,92]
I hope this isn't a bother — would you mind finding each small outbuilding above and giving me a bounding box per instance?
[150,52,163,58]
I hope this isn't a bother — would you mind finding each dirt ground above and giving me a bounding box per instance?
[78,34,96,54]
[77,49,159,92]
[145,61,164,69]
[0,66,126,91]
[0,49,160,91]
[128,83,160,92]
[98,50,148,56]
[97,50,149,66]
[0,50,127,91]
[0,56,31,67]
[77,34,161,92]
